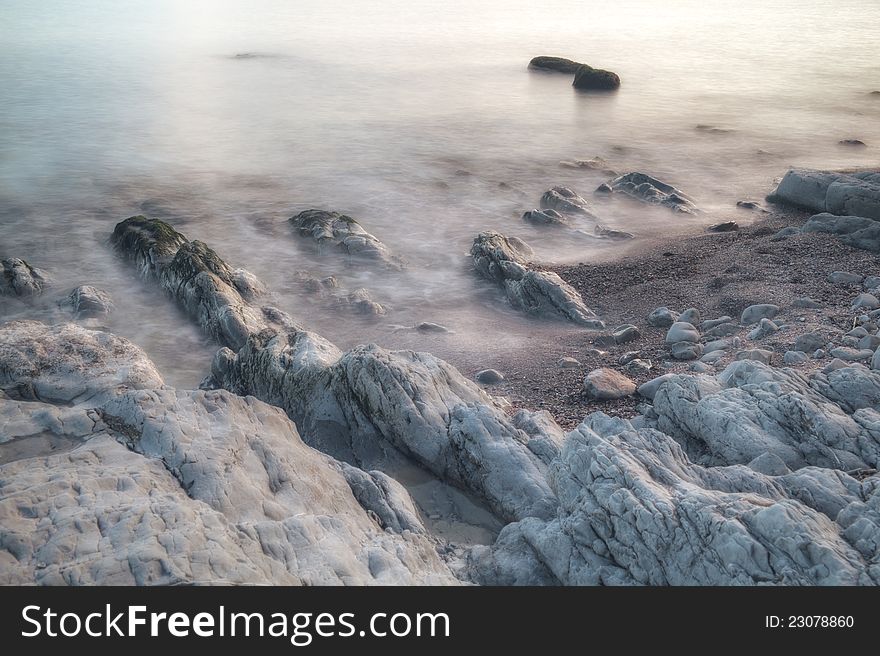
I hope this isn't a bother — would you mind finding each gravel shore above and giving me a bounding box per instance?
[470,206,879,428]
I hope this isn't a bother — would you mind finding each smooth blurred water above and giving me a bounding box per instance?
[2,0,879,385]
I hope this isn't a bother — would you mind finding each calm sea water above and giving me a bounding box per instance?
[2,0,879,385]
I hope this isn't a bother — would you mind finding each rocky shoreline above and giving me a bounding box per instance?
[2,168,880,585]
[478,204,880,427]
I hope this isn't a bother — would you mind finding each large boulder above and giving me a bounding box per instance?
[768,169,880,220]
[470,231,604,328]
[583,368,636,400]
[0,321,163,404]
[289,209,402,268]
[572,65,621,90]
[528,56,582,74]
[599,172,698,213]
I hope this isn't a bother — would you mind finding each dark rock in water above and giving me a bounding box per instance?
[736,200,769,212]
[707,221,738,233]
[112,216,290,350]
[528,56,582,74]
[595,224,634,240]
[522,208,568,227]
[415,322,449,333]
[0,258,50,297]
[572,65,621,91]
[839,139,867,147]
[558,157,617,176]
[595,183,613,194]
[540,186,597,218]
[59,285,113,319]
[600,172,698,214]
[695,124,734,134]
[111,215,188,278]
[475,369,504,384]
[297,272,339,294]
[289,209,402,269]
[470,231,604,328]
[871,91,880,96]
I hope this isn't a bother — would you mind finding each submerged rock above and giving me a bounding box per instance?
[558,157,616,175]
[528,56,582,74]
[522,208,568,227]
[58,285,113,319]
[289,209,402,268]
[0,258,50,297]
[539,186,597,218]
[707,221,738,233]
[594,224,634,240]
[600,172,698,214]
[347,287,387,316]
[470,231,604,328]
[572,64,621,90]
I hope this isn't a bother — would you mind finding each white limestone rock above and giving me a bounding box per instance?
[0,321,163,404]
[470,414,879,585]
[208,330,558,524]
[650,360,880,470]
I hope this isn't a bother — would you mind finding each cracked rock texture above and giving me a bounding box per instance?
[470,231,604,328]
[0,321,457,585]
[112,215,291,350]
[470,412,880,585]
[207,330,558,525]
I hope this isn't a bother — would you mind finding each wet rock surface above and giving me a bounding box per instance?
[289,209,403,268]
[600,172,698,213]
[1,258,51,297]
[470,231,604,328]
